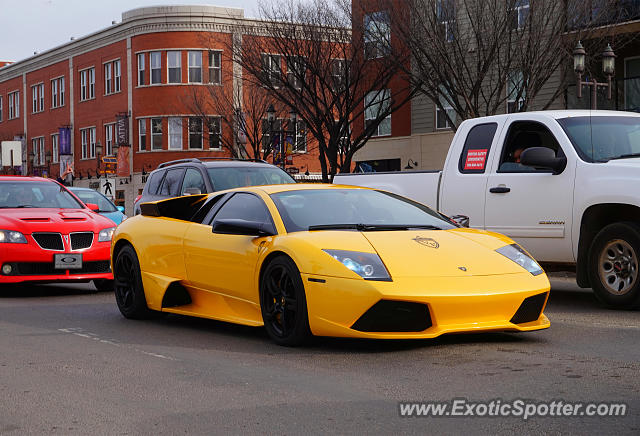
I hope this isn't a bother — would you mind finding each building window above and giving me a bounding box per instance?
[32,137,45,166]
[208,117,222,149]
[138,53,145,86]
[8,91,19,119]
[261,54,282,87]
[80,127,96,159]
[51,77,65,108]
[293,119,307,152]
[0,96,3,121]
[188,117,203,149]
[88,68,95,99]
[151,51,161,84]
[511,0,530,31]
[114,60,121,92]
[80,68,95,100]
[436,86,456,129]
[262,118,281,151]
[208,51,221,84]
[151,118,163,150]
[331,58,346,92]
[139,119,147,151]
[436,0,456,42]
[364,11,391,59]
[286,56,305,90]
[105,124,114,156]
[507,71,526,113]
[105,63,112,94]
[51,133,59,163]
[168,117,182,150]
[81,128,88,159]
[168,51,181,84]
[364,89,391,137]
[188,51,202,83]
[31,84,44,113]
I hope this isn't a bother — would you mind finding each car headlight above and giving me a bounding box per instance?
[0,230,27,244]
[98,227,116,242]
[323,249,391,281]
[496,244,543,276]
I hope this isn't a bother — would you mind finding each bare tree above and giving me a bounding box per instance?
[222,0,413,180]
[384,0,637,130]
[187,80,281,160]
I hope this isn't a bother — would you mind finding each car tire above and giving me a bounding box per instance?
[93,279,114,292]
[260,256,311,346]
[588,222,640,309]
[113,245,154,319]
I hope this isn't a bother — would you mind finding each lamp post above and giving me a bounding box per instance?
[573,41,616,110]
[95,140,103,178]
[266,104,298,170]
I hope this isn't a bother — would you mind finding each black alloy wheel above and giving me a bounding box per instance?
[260,256,311,346]
[114,245,153,319]
[588,222,640,309]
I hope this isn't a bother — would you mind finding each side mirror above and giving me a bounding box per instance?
[450,214,469,228]
[117,206,125,213]
[86,203,99,212]
[212,219,275,237]
[520,147,567,175]
[184,187,202,195]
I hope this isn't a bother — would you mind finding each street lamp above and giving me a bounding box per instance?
[266,105,297,170]
[573,41,616,109]
[95,140,103,177]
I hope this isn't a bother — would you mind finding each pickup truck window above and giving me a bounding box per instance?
[458,123,498,174]
[498,121,563,172]
[557,116,640,162]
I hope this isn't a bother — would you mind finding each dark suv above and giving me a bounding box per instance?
[134,158,295,215]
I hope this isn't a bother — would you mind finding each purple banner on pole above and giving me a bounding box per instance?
[59,127,71,155]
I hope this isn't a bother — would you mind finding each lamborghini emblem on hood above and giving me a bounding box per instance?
[412,236,439,249]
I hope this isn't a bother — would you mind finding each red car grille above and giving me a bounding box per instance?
[32,233,64,251]
[70,232,93,250]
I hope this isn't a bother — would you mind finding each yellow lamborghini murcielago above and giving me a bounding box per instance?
[112,184,550,345]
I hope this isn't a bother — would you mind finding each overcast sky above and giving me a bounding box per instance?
[0,0,262,63]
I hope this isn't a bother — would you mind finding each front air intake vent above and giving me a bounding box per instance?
[32,233,63,250]
[70,232,93,250]
[510,292,548,324]
[351,300,432,332]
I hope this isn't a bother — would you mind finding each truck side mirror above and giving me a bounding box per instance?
[520,147,567,175]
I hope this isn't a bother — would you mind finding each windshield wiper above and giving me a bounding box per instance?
[609,153,640,161]
[308,223,442,231]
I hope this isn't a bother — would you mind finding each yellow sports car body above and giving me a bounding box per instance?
[111,184,550,345]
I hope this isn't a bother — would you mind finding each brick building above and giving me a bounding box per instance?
[0,5,321,214]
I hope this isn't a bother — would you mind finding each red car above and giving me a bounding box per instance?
[0,176,115,290]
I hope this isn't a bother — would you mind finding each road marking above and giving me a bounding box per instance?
[58,328,177,361]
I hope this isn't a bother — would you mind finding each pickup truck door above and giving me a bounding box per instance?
[439,120,503,228]
[483,116,576,262]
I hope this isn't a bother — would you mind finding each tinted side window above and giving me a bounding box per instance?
[458,123,498,174]
[192,193,226,223]
[181,168,206,195]
[213,193,271,224]
[146,171,164,195]
[159,168,185,196]
[498,121,564,173]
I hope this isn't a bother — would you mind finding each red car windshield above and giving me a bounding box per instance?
[0,181,84,209]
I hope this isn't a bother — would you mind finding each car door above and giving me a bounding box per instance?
[182,192,276,305]
[439,120,503,228]
[483,116,576,262]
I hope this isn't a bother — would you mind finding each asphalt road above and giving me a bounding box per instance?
[0,278,638,435]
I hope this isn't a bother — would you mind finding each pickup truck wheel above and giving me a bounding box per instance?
[589,222,640,309]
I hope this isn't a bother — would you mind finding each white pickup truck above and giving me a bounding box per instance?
[335,110,640,309]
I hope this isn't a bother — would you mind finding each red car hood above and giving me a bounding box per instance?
[0,208,115,234]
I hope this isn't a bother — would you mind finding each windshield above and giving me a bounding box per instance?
[270,189,456,233]
[70,189,117,212]
[0,181,84,209]
[207,167,295,191]
[557,116,640,162]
